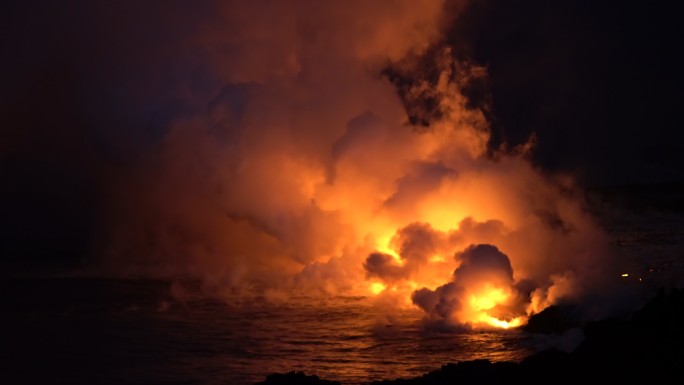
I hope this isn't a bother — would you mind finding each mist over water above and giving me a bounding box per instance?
[5,203,682,384]
[3,278,544,385]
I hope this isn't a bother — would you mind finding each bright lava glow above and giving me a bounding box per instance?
[370,282,387,295]
[365,236,530,329]
[479,315,524,329]
[465,287,526,329]
[470,289,508,311]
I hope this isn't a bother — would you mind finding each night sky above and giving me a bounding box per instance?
[2,0,683,271]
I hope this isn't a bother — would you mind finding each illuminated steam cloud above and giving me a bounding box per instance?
[412,244,526,329]
[364,222,445,282]
[92,0,617,326]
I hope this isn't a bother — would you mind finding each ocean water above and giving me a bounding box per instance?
[3,278,543,385]
[4,191,682,385]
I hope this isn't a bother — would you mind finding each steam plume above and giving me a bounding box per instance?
[72,0,619,326]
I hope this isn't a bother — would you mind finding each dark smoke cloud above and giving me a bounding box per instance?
[412,283,464,322]
[453,244,513,286]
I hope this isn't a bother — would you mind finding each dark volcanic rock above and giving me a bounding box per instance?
[576,288,684,378]
[521,304,582,334]
[254,371,341,385]
[371,360,520,385]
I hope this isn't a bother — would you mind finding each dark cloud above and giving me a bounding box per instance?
[363,222,449,284]
[364,252,407,282]
[412,282,464,321]
[454,244,513,285]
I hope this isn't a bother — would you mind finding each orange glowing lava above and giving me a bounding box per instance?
[365,234,530,329]
[370,282,387,295]
[479,315,524,329]
[466,287,527,329]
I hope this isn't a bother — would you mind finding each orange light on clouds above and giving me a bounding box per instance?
[370,282,387,295]
[105,0,614,334]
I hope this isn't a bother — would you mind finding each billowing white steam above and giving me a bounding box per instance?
[98,0,617,325]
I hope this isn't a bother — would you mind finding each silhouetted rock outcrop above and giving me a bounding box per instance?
[521,303,582,334]
[255,371,341,385]
[575,287,684,379]
[371,360,520,385]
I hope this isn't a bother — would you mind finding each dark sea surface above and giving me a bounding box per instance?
[3,187,683,385]
[2,278,548,385]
